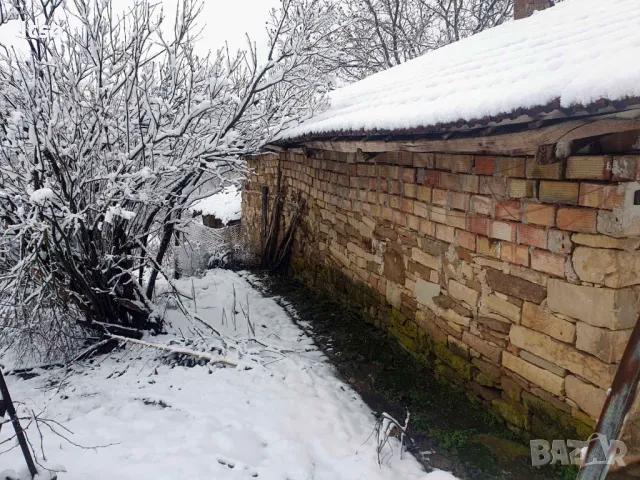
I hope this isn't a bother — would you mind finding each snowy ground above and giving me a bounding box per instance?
[0,270,456,480]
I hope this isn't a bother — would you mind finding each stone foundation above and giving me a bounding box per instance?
[243,150,640,447]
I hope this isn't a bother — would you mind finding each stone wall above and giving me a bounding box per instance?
[243,149,640,445]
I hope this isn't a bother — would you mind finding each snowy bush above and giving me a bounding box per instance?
[0,0,338,361]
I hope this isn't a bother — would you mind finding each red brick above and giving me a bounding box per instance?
[401,198,415,213]
[420,220,436,236]
[474,156,495,175]
[496,200,522,222]
[397,151,413,166]
[436,224,456,243]
[531,249,566,277]
[402,168,417,183]
[432,188,448,206]
[450,191,470,211]
[423,170,439,186]
[555,207,597,233]
[490,220,517,242]
[517,224,548,249]
[468,216,490,235]
[435,154,453,171]
[392,209,405,225]
[501,242,530,267]
[457,230,476,251]
[439,172,458,190]
[523,203,556,227]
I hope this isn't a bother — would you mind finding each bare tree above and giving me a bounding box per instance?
[0,0,339,361]
[331,0,513,81]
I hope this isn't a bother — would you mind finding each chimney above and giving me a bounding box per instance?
[514,0,553,20]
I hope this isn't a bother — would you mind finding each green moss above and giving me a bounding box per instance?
[492,399,531,431]
[469,434,530,460]
[475,371,497,388]
[433,342,473,380]
[523,394,594,441]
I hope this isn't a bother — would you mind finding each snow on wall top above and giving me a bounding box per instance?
[282,0,640,140]
[190,185,242,224]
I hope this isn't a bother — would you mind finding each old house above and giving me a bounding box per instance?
[243,0,640,452]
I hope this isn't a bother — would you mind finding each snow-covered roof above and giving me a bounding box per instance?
[282,0,640,141]
[190,185,242,224]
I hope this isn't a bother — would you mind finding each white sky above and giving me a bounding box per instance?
[0,0,279,56]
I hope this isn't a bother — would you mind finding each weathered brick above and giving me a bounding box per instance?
[432,188,448,206]
[436,224,456,243]
[450,191,470,211]
[470,195,494,216]
[457,230,476,251]
[507,179,536,199]
[531,250,565,277]
[517,224,548,249]
[439,172,457,190]
[445,212,466,229]
[402,168,417,183]
[578,183,625,210]
[435,154,453,171]
[468,216,490,235]
[458,174,479,194]
[611,155,640,181]
[480,177,507,197]
[501,242,530,266]
[412,152,432,168]
[510,325,617,389]
[503,352,565,396]
[522,302,575,343]
[495,157,526,178]
[451,155,473,173]
[556,207,597,233]
[526,158,563,179]
[477,236,500,258]
[539,181,579,204]
[420,219,436,236]
[566,156,612,180]
[523,203,556,227]
[496,200,522,222]
[474,156,495,175]
[416,185,432,202]
[490,221,517,242]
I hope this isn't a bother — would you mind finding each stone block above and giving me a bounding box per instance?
[477,316,512,334]
[503,352,565,396]
[492,399,530,430]
[449,280,480,306]
[547,278,640,330]
[547,230,572,254]
[462,331,502,364]
[411,247,439,270]
[575,322,632,363]
[481,294,521,323]
[565,375,607,420]
[572,246,640,288]
[522,302,575,343]
[510,325,618,388]
[520,350,567,377]
[415,279,441,305]
[486,269,547,303]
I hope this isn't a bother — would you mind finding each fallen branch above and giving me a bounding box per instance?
[106,334,237,367]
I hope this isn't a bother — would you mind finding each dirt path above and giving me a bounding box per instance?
[247,272,574,480]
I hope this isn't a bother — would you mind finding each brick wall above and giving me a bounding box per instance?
[243,149,640,445]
